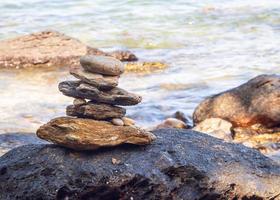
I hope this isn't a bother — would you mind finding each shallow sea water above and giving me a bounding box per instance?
[0,0,280,133]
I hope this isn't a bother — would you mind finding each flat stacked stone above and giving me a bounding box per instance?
[63,55,142,121]
[66,102,126,120]
[37,55,155,150]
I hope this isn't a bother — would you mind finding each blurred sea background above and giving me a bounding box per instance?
[0,0,280,133]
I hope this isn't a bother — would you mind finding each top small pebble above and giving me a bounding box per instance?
[80,55,124,76]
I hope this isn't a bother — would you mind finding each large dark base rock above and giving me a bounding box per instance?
[0,129,280,199]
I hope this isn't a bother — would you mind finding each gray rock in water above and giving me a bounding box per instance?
[193,74,280,128]
[80,55,124,76]
[66,102,126,120]
[59,81,142,106]
[70,68,119,90]
[1,129,280,199]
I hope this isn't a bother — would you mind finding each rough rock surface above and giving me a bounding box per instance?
[124,61,167,74]
[66,102,126,120]
[70,68,119,90]
[156,118,188,129]
[193,74,280,128]
[80,55,124,76]
[108,50,138,62]
[36,117,155,150]
[1,129,280,199]
[59,81,142,106]
[193,118,233,141]
[109,50,138,62]
[0,31,137,69]
[73,98,86,106]
[0,132,47,156]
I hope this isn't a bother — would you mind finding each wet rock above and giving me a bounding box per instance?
[36,117,155,150]
[234,128,280,149]
[122,117,135,126]
[172,111,191,126]
[107,50,138,62]
[0,31,106,69]
[193,74,280,128]
[1,129,280,199]
[0,31,140,69]
[70,68,119,90]
[111,118,124,126]
[80,55,124,76]
[73,98,86,106]
[66,102,126,120]
[0,133,47,156]
[124,62,167,73]
[193,118,233,141]
[59,81,142,106]
[156,118,187,129]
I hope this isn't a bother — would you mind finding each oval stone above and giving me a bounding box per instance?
[80,55,124,76]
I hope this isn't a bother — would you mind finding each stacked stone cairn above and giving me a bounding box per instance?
[36,55,155,150]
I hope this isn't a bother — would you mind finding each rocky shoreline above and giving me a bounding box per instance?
[0,31,280,199]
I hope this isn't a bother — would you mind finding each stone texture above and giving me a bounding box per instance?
[1,129,280,199]
[59,81,142,106]
[0,31,105,69]
[0,31,138,69]
[111,118,124,126]
[80,55,124,76]
[36,117,155,150]
[73,98,86,106]
[156,118,188,129]
[122,117,135,126]
[66,102,126,120]
[0,132,47,156]
[173,110,189,124]
[193,74,280,128]
[124,62,167,74]
[108,50,138,62]
[193,118,233,141]
[70,68,119,90]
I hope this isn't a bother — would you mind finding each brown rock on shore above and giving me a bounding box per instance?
[193,74,280,128]
[66,102,126,120]
[0,31,137,69]
[36,117,156,150]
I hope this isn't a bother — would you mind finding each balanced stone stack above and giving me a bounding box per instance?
[36,55,155,150]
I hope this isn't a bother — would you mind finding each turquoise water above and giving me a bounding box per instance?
[0,0,280,132]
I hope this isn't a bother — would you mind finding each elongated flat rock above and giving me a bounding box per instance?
[59,81,142,106]
[70,68,119,90]
[0,31,105,69]
[66,102,126,119]
[80,55,124,76]
[36,117,155,150]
